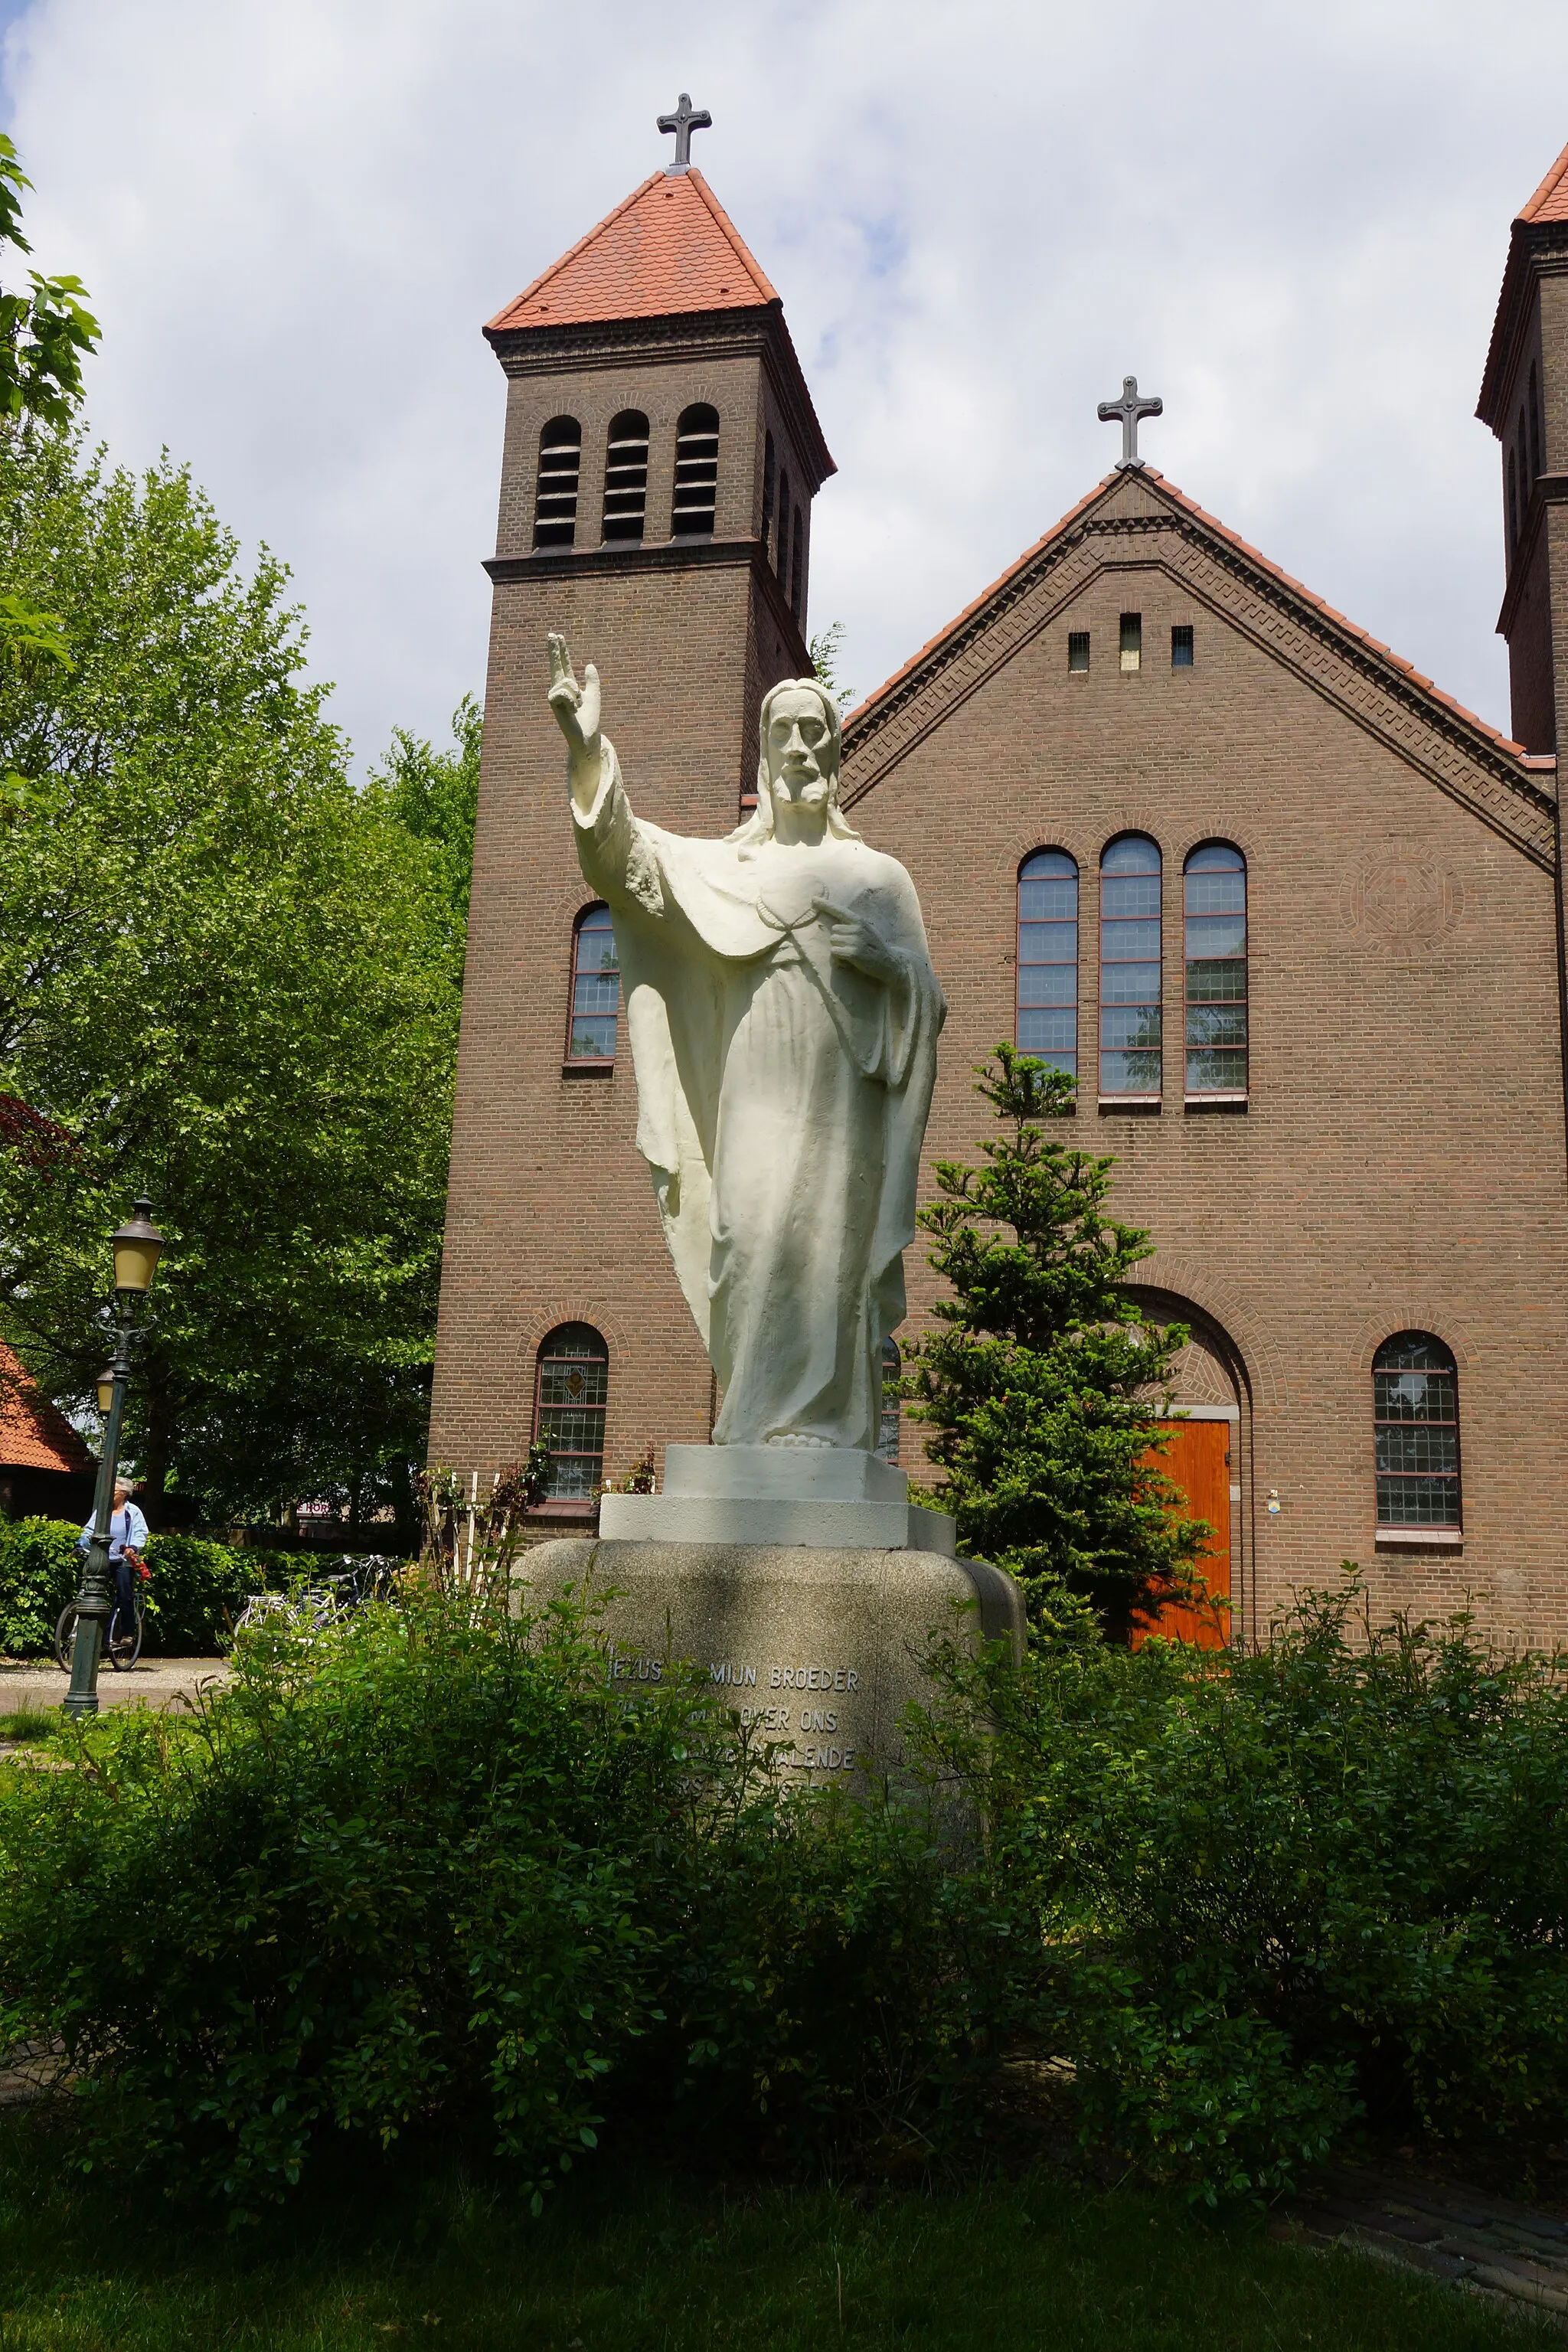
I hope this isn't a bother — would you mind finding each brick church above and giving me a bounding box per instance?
[429,123,1568,1646]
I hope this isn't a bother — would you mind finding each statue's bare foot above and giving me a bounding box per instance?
[766,1432,832,1448]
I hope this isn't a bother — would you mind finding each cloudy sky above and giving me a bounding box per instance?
[1,0,1563,766]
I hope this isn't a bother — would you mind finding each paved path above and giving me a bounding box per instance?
[1278,2163,1568,2328]
[0,1656,229,1715]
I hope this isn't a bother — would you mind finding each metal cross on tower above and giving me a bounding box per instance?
[658,92,712,172]
[1096,375,1163,470]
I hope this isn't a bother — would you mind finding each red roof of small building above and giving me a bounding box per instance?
[0,1339,92,1475]
[1519,137,1568,224]
[488,168,779,333]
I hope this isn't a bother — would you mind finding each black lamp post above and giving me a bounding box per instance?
[63,1198,165,1720]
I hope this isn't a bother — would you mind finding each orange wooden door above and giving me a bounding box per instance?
[1133,1419,1232,1648]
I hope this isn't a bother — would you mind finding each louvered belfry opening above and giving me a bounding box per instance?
[601,410,649,542]
[533,416,582,548]
[672,402,720,537]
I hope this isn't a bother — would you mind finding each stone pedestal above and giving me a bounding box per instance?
[598,1443,958,1553]
[516,1538,1024,1790]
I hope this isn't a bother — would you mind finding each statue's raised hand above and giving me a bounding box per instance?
[547,632,603,804]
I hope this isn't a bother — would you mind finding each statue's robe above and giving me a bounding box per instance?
[573,742,946,1452]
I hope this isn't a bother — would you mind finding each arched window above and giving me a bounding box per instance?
[567,905,619,1063]
[534,1324,609,1503]
[1184,843,1247,1097]
[1374,1333,1461,1532]
[1530,363,1544,484]
[790,509,805,620]
[1099,835,1161,1098]
[877,1337,901,1465]
[776,469,791,583]
[762,429,776,560]
[533,416,581,548]
[1017,850,1077,1076]
[672,403,719,537]
[602,410,649,542]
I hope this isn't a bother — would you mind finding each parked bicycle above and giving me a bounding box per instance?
[232,1557,402,1645]
[55,1574,146,1672]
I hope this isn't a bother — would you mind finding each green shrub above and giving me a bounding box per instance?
[5,1572,1566,2216]
[140,1532,266,1651]
[936,1577,1568,2194]
[0,1519,283,1656]
[0,1517,79,1655]
[0,1588,1016,2216]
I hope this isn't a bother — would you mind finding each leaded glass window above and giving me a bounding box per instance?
[877,1337,901,1466]
[1099,835,1161,1096]
[1374,1332,1461,1530]
[567,904,619,1063]
[1017,849,1077,1076]
[1184,842,1247,1096]
[534,1324,609,1503]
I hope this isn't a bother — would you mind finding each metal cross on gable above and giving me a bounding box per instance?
[1097,374,1163,470]
[658,92,712,172]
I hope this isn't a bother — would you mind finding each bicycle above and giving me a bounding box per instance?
[233,1585,345,1640]
[54,1585,145,1672]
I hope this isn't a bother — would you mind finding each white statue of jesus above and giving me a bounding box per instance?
[547,635,946,1456]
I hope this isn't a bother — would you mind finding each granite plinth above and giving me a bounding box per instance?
[516,1538,1024,1790]
[597,1443,959,1554]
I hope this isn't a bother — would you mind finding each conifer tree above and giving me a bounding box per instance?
[906,1044,1212,1641]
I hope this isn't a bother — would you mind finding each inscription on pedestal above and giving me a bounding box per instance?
[608,1648,866,1774]
[521,1539,1026,1792]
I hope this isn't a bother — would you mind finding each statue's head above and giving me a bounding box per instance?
[730,677,858,848]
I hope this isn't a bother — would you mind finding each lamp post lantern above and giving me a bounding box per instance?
[63,1197,165,1720]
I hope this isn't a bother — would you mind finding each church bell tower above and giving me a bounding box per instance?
[1478,136,1568,758]
[429,114,835,1506]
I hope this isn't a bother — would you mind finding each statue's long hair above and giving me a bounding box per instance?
[727,677,860,852]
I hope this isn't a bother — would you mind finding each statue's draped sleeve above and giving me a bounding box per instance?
[571,741,729,1346]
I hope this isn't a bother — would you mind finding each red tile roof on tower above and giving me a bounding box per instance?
[1519,137,1568,224]
[0,1339,92,1475]
[1478,135,1568,426]
[488,169,780,332]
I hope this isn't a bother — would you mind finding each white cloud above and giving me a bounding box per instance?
[2,0,1561,760]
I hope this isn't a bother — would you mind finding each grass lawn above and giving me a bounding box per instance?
[0,2117,1551,2351]
[0,1714,57,1746]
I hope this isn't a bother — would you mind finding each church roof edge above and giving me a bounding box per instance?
[1478,136,1568,429]
[843,468,1535,785]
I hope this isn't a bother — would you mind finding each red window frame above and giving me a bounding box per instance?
[1016,849,1078,1078]
[533,1323,609,1512]
[566,904,619,1067]
[1099,834,1162,1099]
[1373,1332,1462,1533]
[1183,841,1247,1099]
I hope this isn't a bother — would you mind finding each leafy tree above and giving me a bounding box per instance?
[366,692,481,964]
[906,1045,1211,1641]
[0,427,460,1537]
[0,136,95,687]
[0,135,98,433]
[807,620,855,710]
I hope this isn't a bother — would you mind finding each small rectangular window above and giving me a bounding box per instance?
[1171,624,1194,668]
[1119,613,1142,673]
[1068,631,1089,673]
